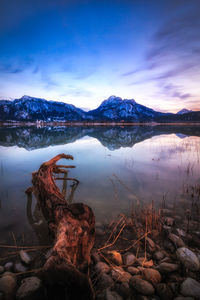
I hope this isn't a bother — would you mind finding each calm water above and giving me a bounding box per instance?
[0,125,200,245]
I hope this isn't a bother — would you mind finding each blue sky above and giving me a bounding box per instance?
[0,0,200,112]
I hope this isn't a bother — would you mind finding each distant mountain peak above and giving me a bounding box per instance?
[177,108,193,115]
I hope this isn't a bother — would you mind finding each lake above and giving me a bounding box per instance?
[0,125,200,246]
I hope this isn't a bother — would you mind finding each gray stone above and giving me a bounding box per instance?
[0,266,4,275]
[180,277,200,299]
[14,262,28,273]
[127,266,140,275]
[4,262,13,272]
[154,251,165,261]
[16,276,44,300]
[115,282,132,298]
[146,237,156,253]
[95,262,110,274]
[96,273,114,290]
[157,262,179,273]
[168,233,185,248]
[176,247,200,271]
[0,273,17,300]
[111,267,132,283]
[143,268,161,285]
[19,250,32,265]
[105,289,123,300]
[130,277,155,295]
[156,283,173,300]
[123,253,136,266]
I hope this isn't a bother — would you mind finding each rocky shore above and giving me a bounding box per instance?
[0,207,200,300]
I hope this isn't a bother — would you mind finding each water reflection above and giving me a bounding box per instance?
[0,125,200,150]
[0,125,200,245]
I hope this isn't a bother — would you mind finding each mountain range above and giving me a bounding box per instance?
[0,95,199,122]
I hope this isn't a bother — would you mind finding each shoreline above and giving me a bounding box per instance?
[1,121,200,127]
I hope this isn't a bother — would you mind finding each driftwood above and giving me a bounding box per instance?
[26,154,95,300]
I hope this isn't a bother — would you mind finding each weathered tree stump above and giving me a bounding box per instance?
[28,154,95,300]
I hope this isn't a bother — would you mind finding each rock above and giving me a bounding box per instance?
[111,267,132,283]
[175,228,186,238]
[16,276,44,300]
[137,258,153,268]
[156,283,173,300]
[96,273,114,290]
[176,247,200,271]
[146,237,156,253]
[164,217,174,226]
[45,248,53,259]
[19,250,32,265]
[154,251,165,261]
[163,239,175,252]
[157,262,179,273]
[130,277,155,295]
[127,266,140,275]
[180,277,200,299]
[115,282,132,298]
[4,262,13,272]
[105,289,123,300]
[14,262,28,273]
[143,268,161,285]
[106,251,123,266]
[168,233,185,248]
[96,289,123,300]
[0,272,17,300]
[95,262,110,274]
[123,253,136,266]
[0,266,4,275]
[92,252,101,264]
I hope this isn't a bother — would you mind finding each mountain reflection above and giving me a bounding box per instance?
[0,125,200,151]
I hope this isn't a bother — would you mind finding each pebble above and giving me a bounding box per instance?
[96,289,123,300]
[0,266,4,275]
[127,266,140,275]
[4,262,13,272]
[92,252,101,264]
[143,268,161,285]
[130,277,155,295]
[176,247,200,271]
[146,237,156,253]
[96,273,114,290]
[164,217,174,226]
[16,276,44,300]
[180,277,200,299]
[157,262,179,273]
[156,283,173,300]
[154,251,165,261]
[0,272,17,300]
[106,251,123,266]
[14,262,28,273]
[115,282,132,298]
[19,250,31,265]
[168,233,185,248]
[111,267,132,283]
[95,262,110,274]
[123,253,136,266]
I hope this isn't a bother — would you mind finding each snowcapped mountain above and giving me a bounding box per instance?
[87,95,165,121]
[0,95,199,122]
[177,108,193,115]
[0,95,89,121]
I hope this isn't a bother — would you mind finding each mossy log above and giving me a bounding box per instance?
[28,153,95,300]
